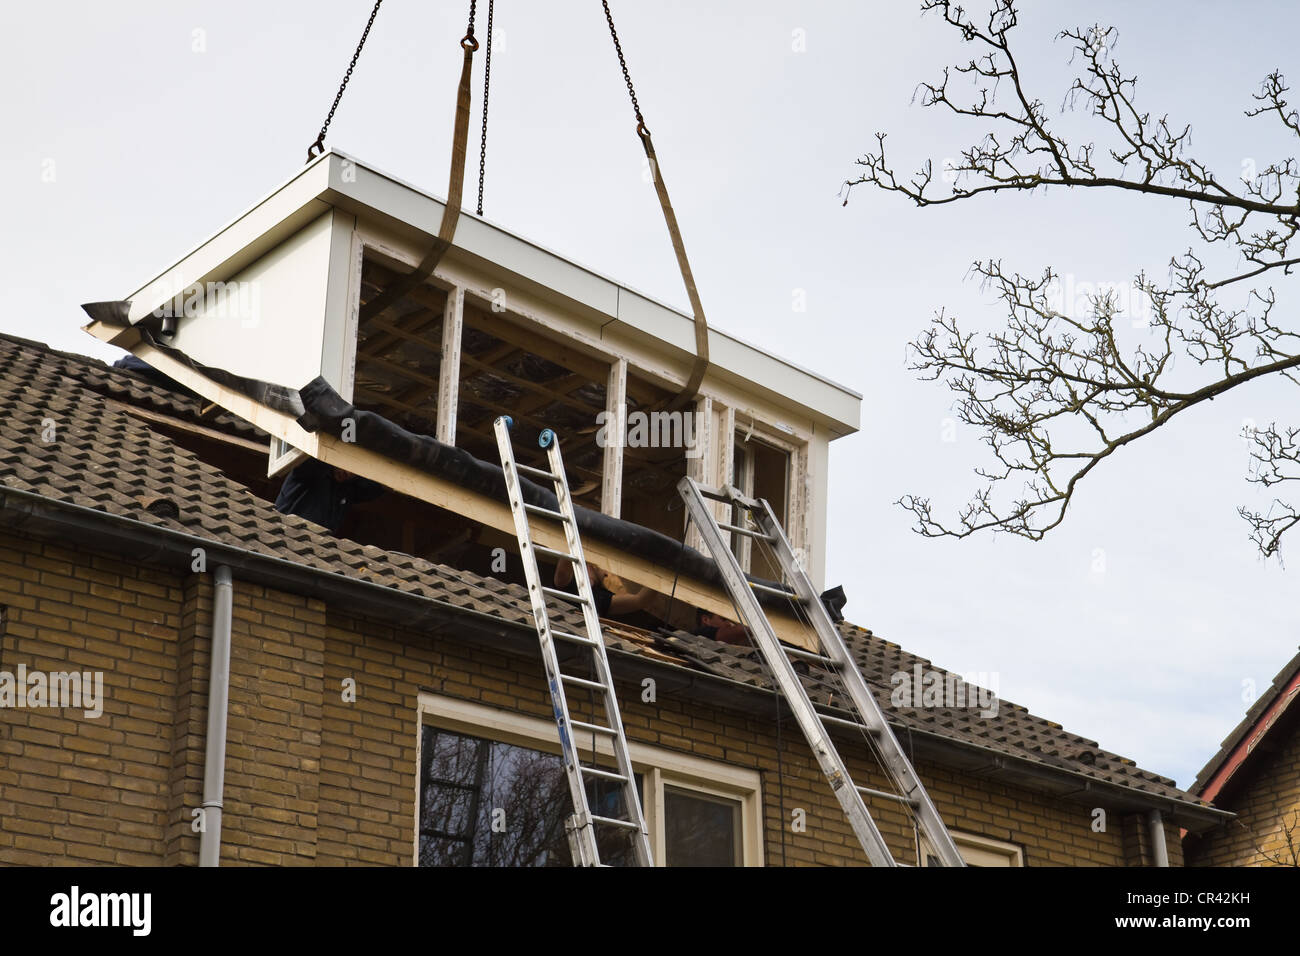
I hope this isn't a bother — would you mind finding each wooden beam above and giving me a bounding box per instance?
[438,286,464,445]
[83,319,816,651]
[457,351,603,418]
[358,304,440,358]
[105,399,270,455]
[352,385,437,426]
[684,394,712,553]
[355,351,442,395]
[717,404,737,537]
[602,357,626,518]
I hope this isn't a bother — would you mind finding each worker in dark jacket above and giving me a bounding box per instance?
[274,458,386,533]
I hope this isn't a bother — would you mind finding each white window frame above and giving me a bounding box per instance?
[726,417,805,573]
[415,691,764,867]
[921,830,1025,867]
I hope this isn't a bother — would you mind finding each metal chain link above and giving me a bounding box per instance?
[601,0,646,132]
[306,0,386,162]
[476,0,494,215]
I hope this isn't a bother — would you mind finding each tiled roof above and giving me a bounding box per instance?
[0,331,1206,809]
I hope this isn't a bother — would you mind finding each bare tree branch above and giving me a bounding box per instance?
[846,0,1300,555]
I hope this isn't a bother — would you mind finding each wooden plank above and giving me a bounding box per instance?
[356,351,442,394]
[438,287,464,445]
[83,319,815,651]
[717,404,737,535]
[359,304,440,359]
[684,394,712,553]
[458,351,601,417]
[602,357,626,518]
[105,399,270,454]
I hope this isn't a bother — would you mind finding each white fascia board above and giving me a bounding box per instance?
[113,150,861,436]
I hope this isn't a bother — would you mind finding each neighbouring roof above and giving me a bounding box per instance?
[1192,646,1300,801]
[0,331,1217,818]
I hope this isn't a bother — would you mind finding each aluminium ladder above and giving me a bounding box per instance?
[677,476,966,867]
[494,416,653,867]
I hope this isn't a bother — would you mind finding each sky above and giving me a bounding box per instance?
[1,0,1296,789]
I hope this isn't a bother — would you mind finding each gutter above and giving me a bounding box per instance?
[0,484,1229,830]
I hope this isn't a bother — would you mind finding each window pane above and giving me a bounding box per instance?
[418,725,641,867]
[664,786,741,867]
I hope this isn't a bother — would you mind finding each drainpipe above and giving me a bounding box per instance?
[199,565,234,867]
[1148,809,1169,867]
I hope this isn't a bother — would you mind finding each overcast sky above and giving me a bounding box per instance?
[2,0,1296,789]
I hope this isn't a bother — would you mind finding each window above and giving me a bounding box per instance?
[416,693,763,866]
[418,726,640,867]
[663,786,743,867]
[921,831,1025,867]
[730,435,792,579]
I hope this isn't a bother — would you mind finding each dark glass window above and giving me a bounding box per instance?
[663,786,742,867]
[418,726,639,867]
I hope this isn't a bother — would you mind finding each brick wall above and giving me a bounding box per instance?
[0,531,182,865]
[0,527,1177,866]
[1186,715,1300,866]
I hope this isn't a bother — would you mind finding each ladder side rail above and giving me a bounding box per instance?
[493,418,600,866]
[677,477,896,867]
[748,495,967,869]
[547,438,654,868]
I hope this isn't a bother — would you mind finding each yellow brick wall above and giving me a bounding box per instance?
[0,532,182,865]
[0,528,1178,866]
[1186,714,1300,866]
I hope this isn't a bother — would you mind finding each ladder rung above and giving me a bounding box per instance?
[542,586,588,605]
[533,544,578,563]
[578,766,628,783]
[517,463,560,482]
[819,712,882,734]
[749,580,797,599]
[856,784,919,807]
[785,645,836,664]
[719,521,774,542]
[570,720,618,737]
[551,629,602,648]
[561,673,609,693]
[590,814,641,831]
[525,503,568,522]
[694,483,730,502]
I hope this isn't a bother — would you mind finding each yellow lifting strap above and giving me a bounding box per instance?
[602,1,710,411]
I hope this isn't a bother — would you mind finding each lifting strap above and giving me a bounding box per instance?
[359,2,481,322]
[601,1,709,410]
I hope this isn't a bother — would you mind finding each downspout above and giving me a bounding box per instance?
[199,565,234,867]
[1148,809,1169,867]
